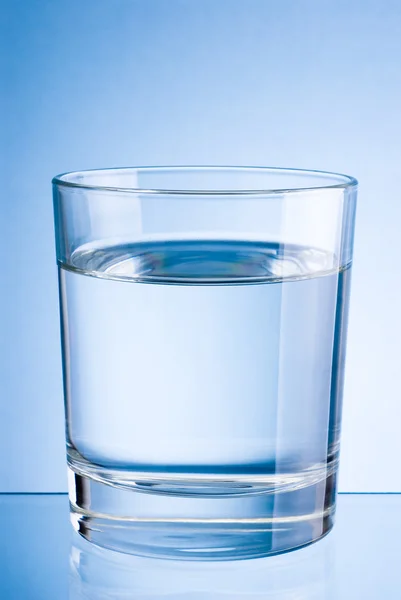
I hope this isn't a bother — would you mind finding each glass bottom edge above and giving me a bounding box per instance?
[68,467,336,560]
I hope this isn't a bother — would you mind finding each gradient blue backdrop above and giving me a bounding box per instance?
[2,0,401,492]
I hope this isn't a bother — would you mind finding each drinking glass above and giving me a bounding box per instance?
[53,166,357,559]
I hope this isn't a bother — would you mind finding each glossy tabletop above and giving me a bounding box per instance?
[0,494,400,599]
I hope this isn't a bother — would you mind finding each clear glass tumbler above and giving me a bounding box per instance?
[53,166,357,559]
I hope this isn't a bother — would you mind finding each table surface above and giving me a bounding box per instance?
[0,494,400,599]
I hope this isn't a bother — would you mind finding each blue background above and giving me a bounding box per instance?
[2,0,401,492]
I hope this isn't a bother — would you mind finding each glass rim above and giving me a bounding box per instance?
[52,165,358,196]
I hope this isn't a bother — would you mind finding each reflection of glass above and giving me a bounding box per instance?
[69,530,334,599]
[54,167,357,558]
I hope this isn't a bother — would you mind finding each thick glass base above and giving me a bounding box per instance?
[68,465,336,560]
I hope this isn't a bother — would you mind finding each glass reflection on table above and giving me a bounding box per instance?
[69,531,334,599]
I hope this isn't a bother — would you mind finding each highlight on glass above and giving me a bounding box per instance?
[53,166,357,559]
